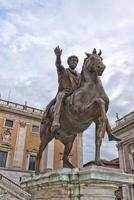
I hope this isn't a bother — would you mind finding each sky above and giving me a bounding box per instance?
[0,0,134,163]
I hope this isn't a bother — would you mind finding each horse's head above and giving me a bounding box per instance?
[84,48,106,76]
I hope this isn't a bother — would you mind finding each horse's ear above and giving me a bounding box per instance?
[92,48,97,54]
[85,52,91,57]
[98,49,102,56]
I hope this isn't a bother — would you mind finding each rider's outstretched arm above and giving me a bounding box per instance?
[54,46,64,71]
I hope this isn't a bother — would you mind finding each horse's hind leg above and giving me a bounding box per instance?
[62,135,76,168]
[35,131,53,174]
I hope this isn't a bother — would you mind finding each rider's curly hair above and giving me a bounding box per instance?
[67,55,79,65]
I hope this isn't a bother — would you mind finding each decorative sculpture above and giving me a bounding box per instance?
[35,47,120,173]
[51,46,81,133]
[2,128,11,144]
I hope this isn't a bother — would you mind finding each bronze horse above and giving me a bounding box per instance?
[35,49,120,173]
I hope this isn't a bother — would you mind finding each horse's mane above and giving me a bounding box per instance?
[80,52,103,86]
[80,57,88,85]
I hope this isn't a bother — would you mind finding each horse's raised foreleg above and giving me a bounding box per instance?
[62,135,76,168]
[94,100,120,142]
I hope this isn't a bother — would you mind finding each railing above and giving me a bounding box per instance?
[0,99,44,115]
[115,111,134,127]
[0,173,31,199]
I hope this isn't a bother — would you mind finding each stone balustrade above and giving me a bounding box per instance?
[0,173,31,200]
[0,99,43,115]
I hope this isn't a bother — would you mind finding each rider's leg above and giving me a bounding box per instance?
[51,91,66,132]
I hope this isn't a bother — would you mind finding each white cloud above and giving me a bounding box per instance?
[108,86,123,101]
[11,35,49,51]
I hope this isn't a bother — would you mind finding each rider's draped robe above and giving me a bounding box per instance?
[57,67,81,94]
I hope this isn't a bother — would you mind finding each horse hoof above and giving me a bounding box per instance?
[35,171,40,175]
[63,159,75,169]
[95,160,104,166]
[109,134,121,142]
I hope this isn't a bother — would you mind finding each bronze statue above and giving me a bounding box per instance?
[35,47,120,174]
[41,46,81,132]
[51,46,81,133]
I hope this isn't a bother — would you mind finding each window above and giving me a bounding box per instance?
[5,119,13,128]
[0,151,8,167]
[32,125,40,133]
[28,155,36,170]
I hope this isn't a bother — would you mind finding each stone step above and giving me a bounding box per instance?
[0,173,31,200]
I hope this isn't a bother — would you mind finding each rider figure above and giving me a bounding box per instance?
[51,46,81,133]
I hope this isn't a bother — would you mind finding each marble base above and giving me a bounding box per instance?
[21,165,134,200]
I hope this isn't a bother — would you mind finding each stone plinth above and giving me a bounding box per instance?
[21,165,134,200]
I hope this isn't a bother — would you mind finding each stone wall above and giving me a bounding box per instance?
[21,166,134,200]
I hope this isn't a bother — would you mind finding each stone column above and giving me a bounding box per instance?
[13,121,27,169]
[77,133,83,168]
[46,139,54,169]
[40,146,48,171]
[117,142,124,171]
[130,186,134,200]
[39,139,54,172]
[117,142,134,200]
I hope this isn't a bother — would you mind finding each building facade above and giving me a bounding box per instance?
[113,111,134,200]
[0,99,83,183]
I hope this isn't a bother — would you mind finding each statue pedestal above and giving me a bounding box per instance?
[21,165,134,200]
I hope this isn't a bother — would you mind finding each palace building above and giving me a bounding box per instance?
[0,99,83,184]
[1,98,134,199]
[113,111,134,200]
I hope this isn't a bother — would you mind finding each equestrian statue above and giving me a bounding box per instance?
[35,46,120,174]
